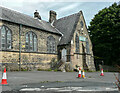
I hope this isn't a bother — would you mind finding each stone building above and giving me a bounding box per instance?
[0,6,95,71]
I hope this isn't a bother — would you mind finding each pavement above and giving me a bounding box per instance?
[0,71,119,93]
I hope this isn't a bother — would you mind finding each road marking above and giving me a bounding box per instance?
[77,90,97,91]
[41,86,44,88]
[20,87,118,92]
[47,88,62,90]
[20,88,41,91]
[58,90,72,91]
[106,87,118,91]
[106,88,111,90]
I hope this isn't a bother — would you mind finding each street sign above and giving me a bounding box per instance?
[79,36,86,42]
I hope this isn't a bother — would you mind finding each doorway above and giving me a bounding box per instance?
[61,48,67,62]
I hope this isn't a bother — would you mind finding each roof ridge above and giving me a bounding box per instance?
[0,6,61,35]
[56,11,80,22]
[0,6,36,20]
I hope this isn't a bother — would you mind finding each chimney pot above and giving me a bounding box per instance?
[49,10,57,23]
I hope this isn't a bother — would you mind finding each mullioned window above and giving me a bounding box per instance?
[25,31,37,52]
[0,25,12,50]
[47,36,56,53]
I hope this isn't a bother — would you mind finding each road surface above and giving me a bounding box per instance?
[0,71,119,92]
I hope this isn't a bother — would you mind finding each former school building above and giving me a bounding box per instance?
[0,6,95,71]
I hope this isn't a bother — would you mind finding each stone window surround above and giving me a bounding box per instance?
[75,34,80,53]
[80,20,84,28]
[0,25,12,50]
[86,38,90,54]
[0,24,58,55]
[47,35,56,53]
[25,31,37,52]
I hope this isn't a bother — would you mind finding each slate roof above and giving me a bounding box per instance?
[54,12,81,45]
[0,6,82,46]
[0,6,61,35]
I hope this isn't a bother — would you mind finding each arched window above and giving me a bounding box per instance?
[75,34,79,53]
[25,32,37,52]
[0,25,12,50]
[86,38,90,54]
[80,21,84,28]
[47,36,55,53]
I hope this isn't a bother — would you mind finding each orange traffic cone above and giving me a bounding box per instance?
[1,68,8,85]
[82,70,85,79]
[100,68,104,76]
[78,67,81,78]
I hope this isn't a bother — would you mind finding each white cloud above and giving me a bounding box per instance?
[1,0,24,7]
[57,3,80,13]
[0,1,114,26]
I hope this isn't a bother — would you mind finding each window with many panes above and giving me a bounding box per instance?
[0,25,12,50]
[47,36,56,53]
[75,34,79,53]
[86,38,90,54]
[25,32,37,52]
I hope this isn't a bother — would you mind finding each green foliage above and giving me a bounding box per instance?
[21,68,28,71]
[88,3,120,66]
[54,69,58,72]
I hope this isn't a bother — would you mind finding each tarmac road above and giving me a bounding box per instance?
[0,71,119,92]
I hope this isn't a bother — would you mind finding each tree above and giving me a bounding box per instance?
[88,3,120,66]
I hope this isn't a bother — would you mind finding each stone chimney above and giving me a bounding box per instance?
[49,10,57,23]
[34,10,41,20]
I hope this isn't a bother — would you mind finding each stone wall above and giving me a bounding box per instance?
[0,12,95,71]
[56,12,95,71]
[2,21,60,52]
[0,51,57,71]
[69,12,95,71]
[0,21,60,71]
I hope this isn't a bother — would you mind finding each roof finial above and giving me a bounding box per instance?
[34,10,41,20]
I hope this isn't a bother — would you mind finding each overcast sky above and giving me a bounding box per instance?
[1,0,118,27]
